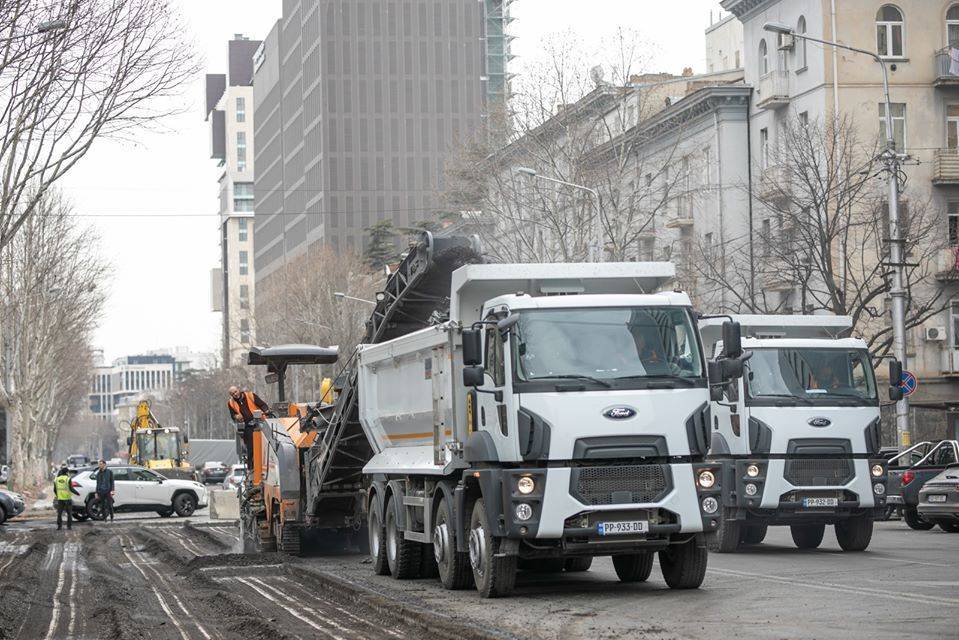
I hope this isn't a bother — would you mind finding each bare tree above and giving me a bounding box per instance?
[443,29,697,263]
[152,365,257,441]
[0,0,198,249]
[695,115,949,358]
[0,192,106,488]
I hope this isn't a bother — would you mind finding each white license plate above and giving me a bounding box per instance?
[597,520,648,536]
[802,497,838,508]
[928,494,947,503]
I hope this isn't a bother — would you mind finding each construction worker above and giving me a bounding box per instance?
[95,459,115,522]
[54,467,73,530]
[227,386,271,470]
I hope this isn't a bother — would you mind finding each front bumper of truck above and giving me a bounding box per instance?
[713,458,888,523]
[464,462,721,548]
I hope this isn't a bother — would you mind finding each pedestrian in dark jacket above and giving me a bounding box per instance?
[54,467,73,530]
[95,459,115,522]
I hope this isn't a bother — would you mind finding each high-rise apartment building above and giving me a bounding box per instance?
[252,1,515,292]
[206,35,262,365]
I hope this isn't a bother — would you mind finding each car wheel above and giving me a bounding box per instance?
[172,493,197,517]
[939,522,959,533]
[612,553,654,582]
[156,508,174,518]
[72,510,89,522]
[790,523,825,549]
[903,508,935,531]
[86,498,107,521]
[835,515,873,551]
[0,505,6,525]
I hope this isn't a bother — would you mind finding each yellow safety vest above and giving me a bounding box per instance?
[54,475,72,501]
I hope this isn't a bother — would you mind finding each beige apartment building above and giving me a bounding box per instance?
[723,0,959,439]
[206,36,261,365]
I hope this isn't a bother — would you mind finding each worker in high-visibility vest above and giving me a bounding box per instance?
[227,386,271,470]
[53,467,73,531]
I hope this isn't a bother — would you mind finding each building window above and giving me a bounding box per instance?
[796,16,807,69]
[239,284,250,309]
[704,232,714,256]
[948,202,959,246]
[238,218,248,242]
[639,237,655,261]
[799,111,810,127]
[948,105,959,150]
[240,319,251,344]
[236,97,246,123]
[239,250,248,276]
[702,146,711,187]
[237,131,247,171]
[761,218,772,257]
[233,182,254,212]
[759,127,770,169]
[879,102,906,151]
[949,5,959,48]
[876,5,904,58]
[735,50,741,69]
[759,39,769,75]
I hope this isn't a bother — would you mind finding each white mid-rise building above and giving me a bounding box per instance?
[89,354,180,423]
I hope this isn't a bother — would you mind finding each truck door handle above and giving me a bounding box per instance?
[480,406,486,427]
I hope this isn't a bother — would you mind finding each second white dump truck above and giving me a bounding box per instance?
[360,262,745,597]
[699,315,890,552]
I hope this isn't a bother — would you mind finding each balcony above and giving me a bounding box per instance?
[931,149,959,185]
[756,70,789,109]
[665,216,695,229]
[934,47,959,87]
[756,164,792,201]
[935,247,959,282]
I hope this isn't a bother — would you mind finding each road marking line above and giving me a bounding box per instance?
[129,542,213,640]
[43,544,66,640]
[200,563,283,573]
[236,577,345,640]
[66,542,79,639]
[709,567,959,607]
[275,576,405,638]
[253,578,359,637]
[119,536,196,640]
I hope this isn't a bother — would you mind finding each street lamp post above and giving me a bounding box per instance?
[333,292,377,306]
[0,19,70,43]
[763,22,911,450]
[515,167,604,262]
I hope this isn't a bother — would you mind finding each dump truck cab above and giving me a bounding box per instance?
[699,315,888,552]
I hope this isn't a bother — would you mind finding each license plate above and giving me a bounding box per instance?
[597,520,648,536]
[802,497,838,508]
[928,494,947,503]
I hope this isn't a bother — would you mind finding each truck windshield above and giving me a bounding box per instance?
[746,348,877,405]
[513,307,703,382]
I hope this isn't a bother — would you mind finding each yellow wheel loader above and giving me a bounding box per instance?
[126,401,195,480]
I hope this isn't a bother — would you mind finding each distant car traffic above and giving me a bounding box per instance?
[198,461,228,485]
[222,464,244,491]
[917,465,959,532]
[69,464,208,519]
[66,454,90,468]
[0,488,25,524]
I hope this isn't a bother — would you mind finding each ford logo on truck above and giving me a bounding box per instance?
[603,406,636,420]
[807,417,832,427]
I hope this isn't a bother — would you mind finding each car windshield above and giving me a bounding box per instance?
[513,307,703,381]
[746,348,878,405]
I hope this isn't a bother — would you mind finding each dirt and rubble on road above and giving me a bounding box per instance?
[0,518,515,640]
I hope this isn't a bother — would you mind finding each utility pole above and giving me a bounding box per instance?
[515,167,603,261]
[763,23,910,449]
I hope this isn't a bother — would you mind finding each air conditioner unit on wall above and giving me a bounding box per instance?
[925,326,947,341]
[778,34,795,50]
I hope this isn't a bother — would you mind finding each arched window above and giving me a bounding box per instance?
[796,16,807,69]
[947,4,959,48]
[759,38,769,75]
[876,5,904,57]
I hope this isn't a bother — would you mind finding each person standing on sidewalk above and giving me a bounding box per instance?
[95,459,115,522]
[54,467,73,531]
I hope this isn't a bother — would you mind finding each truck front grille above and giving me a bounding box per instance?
[784,458,854,487]
[570,464,672,505]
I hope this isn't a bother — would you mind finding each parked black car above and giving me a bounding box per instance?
[918,465,959,532]
[0,487,25,524]
[197,461,228,485]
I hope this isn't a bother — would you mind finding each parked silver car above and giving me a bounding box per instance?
[918,464,959,532]
[0,488,25,524]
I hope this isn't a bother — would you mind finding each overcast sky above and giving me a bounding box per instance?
[62,0,727,362]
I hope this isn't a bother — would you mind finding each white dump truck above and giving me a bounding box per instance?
[699,315,891,552]
[359,261,744,597]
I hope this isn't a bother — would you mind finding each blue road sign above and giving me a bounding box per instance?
[899,370,918,397]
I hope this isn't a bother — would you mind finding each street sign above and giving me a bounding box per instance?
[899,370,918,397]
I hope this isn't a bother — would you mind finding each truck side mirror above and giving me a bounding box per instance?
[182,435,189,444]
[462,329,482,366]
[126,436,132,446]
[722,357,744,380]
[707,361,725,401]
[463,365,485,387]
[888,360,903,401]
[722,320,743,359]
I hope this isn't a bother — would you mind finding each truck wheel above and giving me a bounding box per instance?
[835,515,873,551]
[368,500,390,575]
[469,498,517,598]
[385,495,421,579]
[708,509,741,553]
[172,493,197,517]
[564,557,593,572]
[659,538,708,589]
[740,524,768,545]
[612,553,654,583]
[903,508,934,531]
[939,522,959,533]
[790,523,825,549]
[433,496,472,589]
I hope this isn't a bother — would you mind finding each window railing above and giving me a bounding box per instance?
[935,47,959,82]
[932,148,959,184]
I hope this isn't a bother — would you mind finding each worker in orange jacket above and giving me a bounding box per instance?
[227,386,271,470]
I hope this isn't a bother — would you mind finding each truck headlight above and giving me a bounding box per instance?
[744,483,758,496]
[697,470,716,489]
[701,496,719,514]
[517,476,535,495]
[515,503,533,521]
[871,464,884,478]
[746,464,760,478]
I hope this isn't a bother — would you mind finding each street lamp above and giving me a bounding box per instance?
[763,22,911,451]
[334,292,377,306]
[514,167,604,262]
[0,18,70,43]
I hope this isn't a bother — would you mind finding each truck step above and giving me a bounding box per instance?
[402,495,426,508]
[404,530,430,544]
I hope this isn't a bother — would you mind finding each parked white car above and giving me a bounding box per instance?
[222,464,245,491]
[70,465,208,519]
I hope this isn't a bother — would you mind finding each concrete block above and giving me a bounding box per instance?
[208,489,239,521]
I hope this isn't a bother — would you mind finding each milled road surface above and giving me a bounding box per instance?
[1,516,955,639]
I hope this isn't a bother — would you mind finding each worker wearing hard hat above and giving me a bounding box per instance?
[227,386,271,470]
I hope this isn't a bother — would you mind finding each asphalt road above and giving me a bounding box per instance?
[0,514,955,639]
